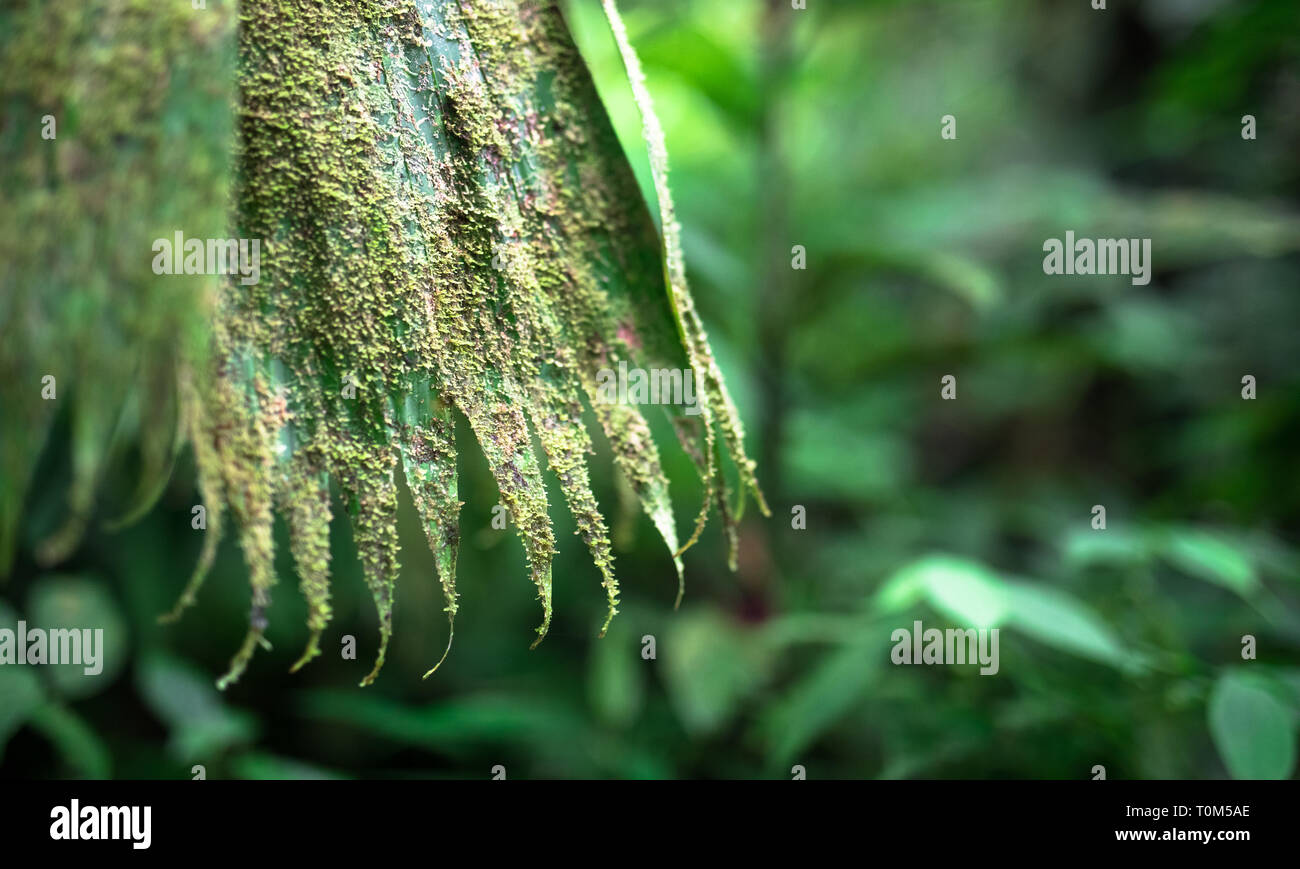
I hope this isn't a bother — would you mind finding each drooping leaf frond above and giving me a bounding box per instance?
[204,0,769,685]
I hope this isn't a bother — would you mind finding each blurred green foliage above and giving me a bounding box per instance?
[2,0,1299,779]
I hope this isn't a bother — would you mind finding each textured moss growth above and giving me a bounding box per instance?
[2,0,767,687]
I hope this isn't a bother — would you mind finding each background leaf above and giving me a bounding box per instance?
[136,654,257,762]
[25,575,128,698]
[1003,582,1137,670]
[0,601,45,760]
[1208,671,1297,780]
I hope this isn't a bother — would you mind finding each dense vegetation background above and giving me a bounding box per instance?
[2,0,1299,779]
